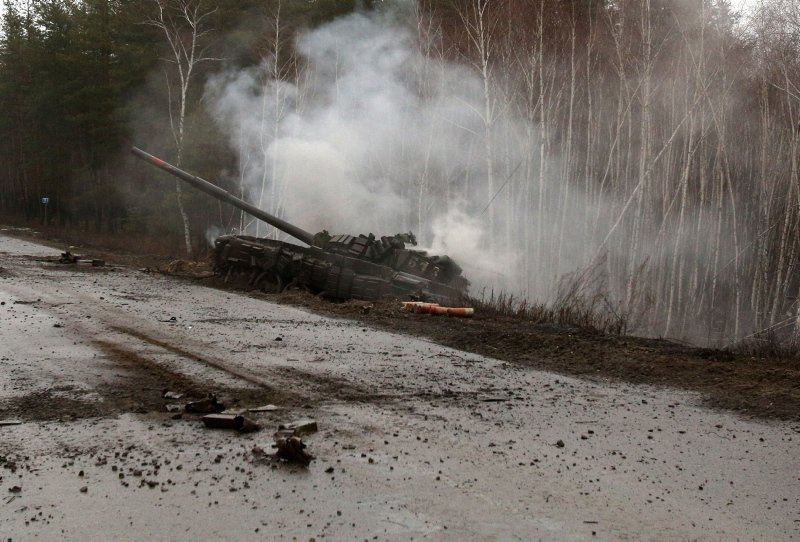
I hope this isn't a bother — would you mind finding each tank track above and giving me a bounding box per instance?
[214,235,467,305]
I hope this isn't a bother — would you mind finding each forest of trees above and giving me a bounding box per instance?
[2,0,800,346]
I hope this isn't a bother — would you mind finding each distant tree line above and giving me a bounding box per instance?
[0,0,371,240]
[418,0,800,343]
[1,0,800,342]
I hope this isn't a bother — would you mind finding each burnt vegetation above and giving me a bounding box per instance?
[1,0,800,351]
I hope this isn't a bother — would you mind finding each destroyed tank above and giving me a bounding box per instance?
[131,146,469,304]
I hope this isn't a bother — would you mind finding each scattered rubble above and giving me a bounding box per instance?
[162,390,183,400]
[201,413,260,433]
[249,404,279,413]
[58,251,104,266]
[268,419,319,465]
[248,419,319,466]
[1,232,798,539]
[59,251,78,264]
[278,419,318,435]
[273,433,314,466]
[185,396,224,414]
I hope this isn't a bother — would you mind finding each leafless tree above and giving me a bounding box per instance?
[146,0,219,256]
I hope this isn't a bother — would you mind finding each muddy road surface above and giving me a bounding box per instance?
[0,232,798,540]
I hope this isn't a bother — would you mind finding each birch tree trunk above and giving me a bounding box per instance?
[147,0,219,257]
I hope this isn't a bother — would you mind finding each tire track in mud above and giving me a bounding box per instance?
[109,324,277,391]
[0,269,288,419]
[2,249,497,413]
[91,338,215,394]
[270,366,391,402]
[4,274,283,394]
[4,269,388,409]
[90,335,293,413]
[112,326,385,405]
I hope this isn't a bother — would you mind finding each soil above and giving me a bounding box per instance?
[1,228,798,540]
[5,225,799,422]
[237,288,800,422]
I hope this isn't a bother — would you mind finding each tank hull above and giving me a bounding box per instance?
[131,146,469,302]
[214,235,466,304]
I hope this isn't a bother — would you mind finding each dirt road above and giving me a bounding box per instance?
[1,232,798,540]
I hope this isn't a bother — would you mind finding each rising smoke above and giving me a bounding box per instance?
[206,3,568,296]
[205,1,732,340]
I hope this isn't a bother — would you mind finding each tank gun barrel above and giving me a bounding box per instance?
[131,146,316,246]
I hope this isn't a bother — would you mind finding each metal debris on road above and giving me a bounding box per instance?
[279,419,318,435]
[201,413,261,433]
[249,404,280,412]
[273,433,314,466]
[185,396,224,413]
[58,252,104,266]
[59,251,78,264]
[0,420,23,426]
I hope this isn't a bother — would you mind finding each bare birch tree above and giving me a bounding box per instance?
[456,0,499,238]
[146,0,219,256]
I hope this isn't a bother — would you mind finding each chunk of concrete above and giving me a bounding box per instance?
[279,419,318,435]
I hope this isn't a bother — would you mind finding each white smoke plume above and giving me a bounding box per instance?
[205,3,668,308]
[205,6,535,290]
[427,207,517,293]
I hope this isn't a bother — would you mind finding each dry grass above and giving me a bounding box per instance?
[469,256,643,335]
[470,291,622,334]
[471,256,800,357]
[727,330,800,360]
[471,266,628,335]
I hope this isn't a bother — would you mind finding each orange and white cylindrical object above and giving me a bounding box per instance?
[403,301,439,312]
[414,303,441,314]
[402,301,439,312]
[415,304,475,317]
[401,301,474,317]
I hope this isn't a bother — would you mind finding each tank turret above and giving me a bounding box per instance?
[131,146,468,303]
